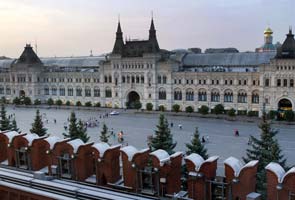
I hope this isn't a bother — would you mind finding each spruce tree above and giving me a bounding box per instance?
[100,123,109,143]
[151,114,176,155]
[63,111,78,139]
[0,104,10,131]
[186,127,209,159]
[10,118,19,132]
[243,113,287,199]
[30,109,47,136]
[77,119,90,143]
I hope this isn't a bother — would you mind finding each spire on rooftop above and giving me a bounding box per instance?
[16,44,42,65]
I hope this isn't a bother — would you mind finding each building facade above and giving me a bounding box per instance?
[0,19,295,116]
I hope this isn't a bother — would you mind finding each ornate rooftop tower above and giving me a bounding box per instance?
[276,28,295,59]
[112,21,124,54]
[255,27,276,52]
[149,17,160,52]
[16,44,42,64]
[111,17,161,57]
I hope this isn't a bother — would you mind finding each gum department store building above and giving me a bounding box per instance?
[0,19,295,116]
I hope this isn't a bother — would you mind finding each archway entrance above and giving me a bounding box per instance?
[278,98,293,119]
[127,91,141,109]
[19,90,25,97]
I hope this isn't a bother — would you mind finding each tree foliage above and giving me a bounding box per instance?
[150,114,176,155]
[186,127,208,159]
[227,108,236,117]
[243,113,287,199]
[146,103,153,111]
[63,111,89,142]
[30,109,47,136]
[47,98,54,106]
[77,119,90,143]
[185,106,194,113]
[172,104,180,112]
[0,104,11,131]
[198,105,209,115]
[10,118,19,132]
[213,104,224,115]
[100,123,110,143]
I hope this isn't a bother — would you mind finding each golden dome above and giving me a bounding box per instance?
[264,27,273,35]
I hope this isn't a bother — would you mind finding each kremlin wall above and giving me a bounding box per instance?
[0,130,294,200]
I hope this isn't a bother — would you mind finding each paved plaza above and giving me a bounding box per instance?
[6,106,295,175]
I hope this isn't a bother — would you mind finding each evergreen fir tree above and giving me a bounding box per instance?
[186,127,209,159]
[30,109,47,136]
[63,111,78,139]
[100,123,109,143]
[10,118,19,132]
[151,114,176,155]
[0,104,10,131]
[77,119,90,143]
[243,113,287,199]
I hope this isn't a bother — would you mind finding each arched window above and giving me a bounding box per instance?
[211,89,220,102]
[105,87,112,98]
[108,75,112,83]
[252,91,259,104]
[224,89,233,102]
[158,75,162,84]
[67,87,73,96]
[159,88,166,100]
[59,87,65,96]
[141,76,144,84]
[6,87,11,95]
[94,87,100,97]
[265,78,270,87]
[174,88,182,100]
[198,89,207,101]
[76,87,82,96]
[0,86,5,95]
[122,76,126,83]
[85,87,91,97]
[51,87,57,96]
[238,90,247,103]
[290,79,294,87]
[185,89,194,101]
[163,76,167,84]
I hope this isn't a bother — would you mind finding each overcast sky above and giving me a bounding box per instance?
[0,0,294,58]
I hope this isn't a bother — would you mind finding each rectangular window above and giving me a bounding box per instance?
[277,79,281,87]
[85,89,91,97]
[163,76,167,84]
[68,88,73,96]
[283,79,288,87]
[59,88,65,96]
[265,79,270,87]
[290,79,294,87]
[52,88,57,96]
[94,89,100,97]
[76,89,82,96]
[44,88,49,95]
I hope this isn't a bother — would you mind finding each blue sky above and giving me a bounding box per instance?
[0,0,294,57]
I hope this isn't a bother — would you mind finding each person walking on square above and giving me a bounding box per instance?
[234,129,239,136]
[178,124,182,130]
